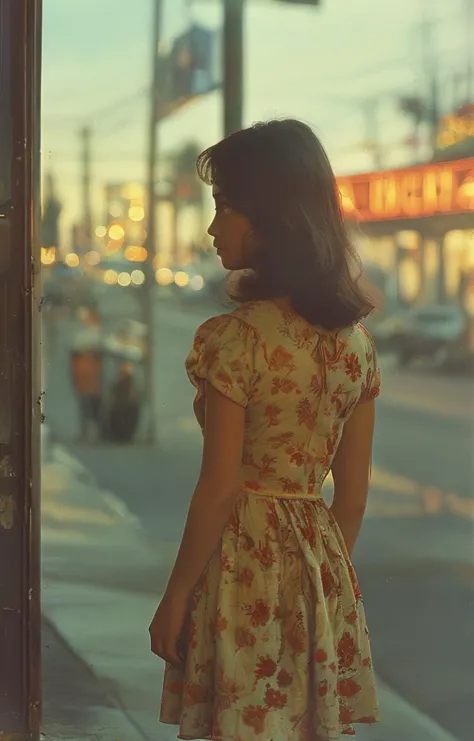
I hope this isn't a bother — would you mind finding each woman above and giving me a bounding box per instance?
[149,119,381,740]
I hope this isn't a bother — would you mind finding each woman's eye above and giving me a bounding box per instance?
[215,204,232,215]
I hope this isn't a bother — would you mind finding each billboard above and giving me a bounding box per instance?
[157,23,221,119]
[337,157,474,223]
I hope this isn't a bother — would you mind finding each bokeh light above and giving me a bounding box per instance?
[155,267,174,286]
[131,269,145,286]
[118,271,132,287]
[174,271,189,288]
[65,253,80,267]
[103,269,118,285]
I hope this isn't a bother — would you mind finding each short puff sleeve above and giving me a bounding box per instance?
[185,314,256,407]
[359,327,381,402]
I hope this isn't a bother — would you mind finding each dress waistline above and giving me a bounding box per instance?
[240,487,325,503]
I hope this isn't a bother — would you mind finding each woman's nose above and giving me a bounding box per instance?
[207,216,218,237]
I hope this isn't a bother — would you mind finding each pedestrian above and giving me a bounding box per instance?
[105,359,141,443]
[70,348,102,443]
[149,119,381,740]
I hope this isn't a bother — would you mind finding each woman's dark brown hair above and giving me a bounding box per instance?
[196,118,375,330]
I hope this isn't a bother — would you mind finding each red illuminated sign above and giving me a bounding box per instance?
[337,157,474,223]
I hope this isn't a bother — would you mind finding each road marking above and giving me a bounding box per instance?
[371,467,419,496]
[316,466,471,520]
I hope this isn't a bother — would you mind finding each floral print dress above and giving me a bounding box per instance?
[160,300,381,741]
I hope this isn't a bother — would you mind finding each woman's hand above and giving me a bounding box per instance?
[148,590,189,667]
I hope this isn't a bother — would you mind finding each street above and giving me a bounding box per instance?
[43,298,474,741]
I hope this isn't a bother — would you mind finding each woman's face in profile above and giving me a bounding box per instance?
[207,186,256,270]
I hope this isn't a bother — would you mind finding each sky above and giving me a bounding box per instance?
[41,0,471,241]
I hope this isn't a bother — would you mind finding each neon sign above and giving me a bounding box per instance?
[337,157,474,222]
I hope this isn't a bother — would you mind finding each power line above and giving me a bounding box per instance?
[42,152,146,162]
[42,87,147,126]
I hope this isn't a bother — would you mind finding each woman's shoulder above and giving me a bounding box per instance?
[337,322,379,385]
[192,307,261,349]
[342,321,377,356]
[195,309,248,337]
[231,299,283,327]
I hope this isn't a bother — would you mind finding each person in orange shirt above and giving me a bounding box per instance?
[70,349,102,442]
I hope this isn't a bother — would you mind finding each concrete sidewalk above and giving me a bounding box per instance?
[41,444,460,741]
[41,445,161,740]
[42,617,147,741]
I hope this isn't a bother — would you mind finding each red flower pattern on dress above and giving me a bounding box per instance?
[265,404,282,427]
[236,566,254,588]
[315,647,328,663]
[185,683,209,706]
[242,705,268,734]
[338,678,362,698]
[160,303,381,740]
[257,454,278,478]
[271,377,299,395]
[297,397,317,430]
[214,608,228,634]
[254,656,277,681]
[277,668,293,687]
[338,632,357,671]
[279,478,304,495]
[344,352,362,382]
[236,626,257,649]
[254,542,277,568]
[265,687,287,709]
[267,345,297,372]
[245,599,271,628]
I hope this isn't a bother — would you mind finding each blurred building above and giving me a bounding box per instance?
[340,154,474,320]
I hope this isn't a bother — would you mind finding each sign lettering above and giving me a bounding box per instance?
[337,157,474,222]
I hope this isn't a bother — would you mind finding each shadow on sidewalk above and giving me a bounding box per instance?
[42,618,148,741]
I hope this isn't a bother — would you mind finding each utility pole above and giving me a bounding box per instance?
[452,71,464,111]
[419,13,439,154]
[79,125,92,245]
[223,0,245,136]
[465,0,474,103]
[143,0,163,444]
[0,0,42,738]
[362,98,382,170]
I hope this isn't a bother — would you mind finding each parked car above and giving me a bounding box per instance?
[373,304,473,372]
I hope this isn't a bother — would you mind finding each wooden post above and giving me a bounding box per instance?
[0,1,43,738]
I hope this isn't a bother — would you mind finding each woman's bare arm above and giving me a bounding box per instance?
[330,399,375,556]
[164,383,245,602]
